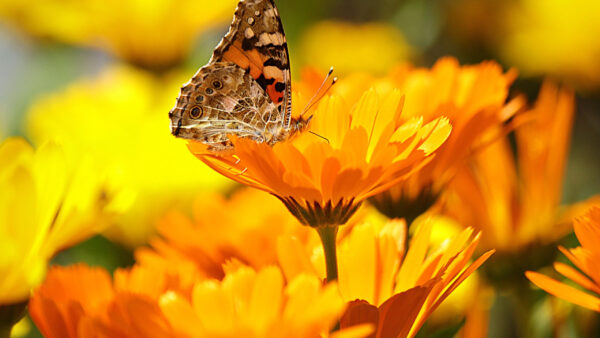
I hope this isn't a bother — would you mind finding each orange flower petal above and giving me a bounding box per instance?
[526,271,600,312]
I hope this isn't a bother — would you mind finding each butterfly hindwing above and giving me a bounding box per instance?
[210,0,292,126]
[169,62,283,151]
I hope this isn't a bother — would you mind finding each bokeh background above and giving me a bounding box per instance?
[1,0,600,337]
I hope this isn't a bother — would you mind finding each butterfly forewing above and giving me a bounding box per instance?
[211,0,292,125]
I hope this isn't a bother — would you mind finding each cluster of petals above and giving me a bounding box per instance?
[136,188,314,279]
[189,87,451,227]
[526,207,600,312]
[319,58,523,214]
[29,263,365,338]
[443,82,589,251]
[277,217,494,337]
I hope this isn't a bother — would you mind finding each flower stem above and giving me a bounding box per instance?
[316,226,339,282]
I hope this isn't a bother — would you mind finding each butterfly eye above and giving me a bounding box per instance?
[205,87,214,95]
[212,80,223,89]
[190,106,203,119]
[195,95,204,103]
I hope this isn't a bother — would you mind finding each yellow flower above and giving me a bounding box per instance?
[0,138,109,304]
[0,0,237,69]
[26,66,231,246]
[444,82,583,251]
[500,0,600,90]
[188,89,450,229]
[299,21,413,75]
[526,207,600,312]
[277,217,493,337]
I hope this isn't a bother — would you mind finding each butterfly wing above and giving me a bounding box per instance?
[169,62,283,151]
[210,0,292,127]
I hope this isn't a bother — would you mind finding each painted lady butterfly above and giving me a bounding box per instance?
[169,0,310,151]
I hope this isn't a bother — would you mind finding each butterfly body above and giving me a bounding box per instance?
[170,0,306,151]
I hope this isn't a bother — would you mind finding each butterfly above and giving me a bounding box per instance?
[169,0,313,152]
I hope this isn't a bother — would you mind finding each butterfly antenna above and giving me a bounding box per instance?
[308,130,330,144]
[300,67,337,117]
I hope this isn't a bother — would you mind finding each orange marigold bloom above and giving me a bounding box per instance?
[30,264,370,338]
[188,89,451,228]
[29,264,176,338]
[277,217,493,337]
[526,207,600,312]
[159,265,367,338]
[358,58,523,221]
[443,82,587,251]
[136,188,313,280]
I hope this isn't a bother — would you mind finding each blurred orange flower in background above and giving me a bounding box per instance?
[324,58,523,222]
[527,207,600,312]
[136,188,312,280]
[29,264,177,338]
[30,263,369,338]
[443,82,585,252]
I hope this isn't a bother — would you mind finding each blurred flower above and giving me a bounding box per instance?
[189,89,450,229]
[444,82,581,252]
[299,21,413,75]
[0,138,111,305]
[26,66,231,246]
[500,0,600,90]
[0,0,237,70]
[277,217,493,337]
[159,265,365,338]
[526,207,600,312]
[30,264,369,338]
[29,264,176,338]
[136,188,313,280]
[336,58,521,222]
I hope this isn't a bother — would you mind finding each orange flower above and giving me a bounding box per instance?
[526,207,600,312]
[277,217,493,337]
[30,264,369,338]
[159,265,367,338]
[188,89,450,229]
[360,58,523,222]
[443,82,583,251]
[136,188,313,280]
[29,264,176,338]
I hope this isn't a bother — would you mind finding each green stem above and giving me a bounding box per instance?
[316,226,339,282]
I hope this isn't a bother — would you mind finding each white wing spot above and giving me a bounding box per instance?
[244,27,255,39]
